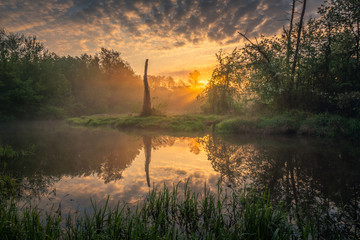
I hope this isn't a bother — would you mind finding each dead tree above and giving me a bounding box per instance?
[291,0,307,90]
[285,0,296,78]
[141,59,152,116]
[143,136,152,187]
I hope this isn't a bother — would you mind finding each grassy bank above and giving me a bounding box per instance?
[67,113,360,138]
[67,114,225,132]
[217,112,360,138]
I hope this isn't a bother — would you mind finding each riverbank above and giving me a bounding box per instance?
[67,113,360,138]
[67,114,226,132]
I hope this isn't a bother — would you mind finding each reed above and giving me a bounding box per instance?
[0,181,355,239]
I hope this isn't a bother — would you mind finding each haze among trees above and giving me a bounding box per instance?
[0,34,141,119]
[201,0,360,118]
[1,0,359,120]
[0,30,201,120]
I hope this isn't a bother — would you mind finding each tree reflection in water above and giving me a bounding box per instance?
[143,135,177,187]
[0,122,144,199]
[198,134,360,237]
[143,136,152,187]
[1,121,359,236]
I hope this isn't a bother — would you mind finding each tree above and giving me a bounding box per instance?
[189,70,200,87]
[201,0,360,116]
[98,48,132,75]
[201,49,243,114]
[141,59,152,116]
[290,0,307,101]
[0,29,143,119]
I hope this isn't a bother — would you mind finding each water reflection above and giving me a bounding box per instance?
[0,121,359,234]
[0,121,219,212]
[0,121,144,199]
[143,136,152,187]
[200,135,360,236]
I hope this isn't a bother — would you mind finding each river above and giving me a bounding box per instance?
[0,120,359,234]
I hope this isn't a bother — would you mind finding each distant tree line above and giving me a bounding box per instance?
[0,28,204,119]
[201,0,360,117]
[0,28,142,119]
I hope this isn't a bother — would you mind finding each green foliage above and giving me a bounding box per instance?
[201,49,244,114]
[0,145,34,199]
[336,91,360,117]
[0,164,19,199]
[0,29,141,119]
[216,112,360,138]
[299,113,360,138]
[216,118,255,134]
[216,114,302,135]
[201,0,360,117]
[0,144,34,159]
[257,113,302,134]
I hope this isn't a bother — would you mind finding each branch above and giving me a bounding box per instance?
[238,32,270,63]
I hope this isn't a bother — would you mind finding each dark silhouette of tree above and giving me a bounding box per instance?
[189,70,200,87]
[201,49,242,114]
[0,29,143,119]
[141,59,152,116]
[143,135,152,187]
[290,0,307,97]
[199,135,360,238]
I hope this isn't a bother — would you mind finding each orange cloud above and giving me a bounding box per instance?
[0,0,324,77]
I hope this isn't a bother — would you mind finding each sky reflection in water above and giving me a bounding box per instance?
[44,137,220,214]
[1,121,359,222]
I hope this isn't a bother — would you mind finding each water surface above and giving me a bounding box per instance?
[0,121,359,232]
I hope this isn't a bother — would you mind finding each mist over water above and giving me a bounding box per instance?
[0,121,359,223]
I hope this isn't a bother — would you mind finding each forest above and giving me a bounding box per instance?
[201,0,360,117]
[0,31,202,120]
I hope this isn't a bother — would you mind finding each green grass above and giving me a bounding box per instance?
[67,113,360,138]
[216,112,360,138]
[0,145,34,159]
[0,164,19,199]
[0,183,293,239]
[0,156,355,239]
[1,180,355,239]
[67,114,225,132]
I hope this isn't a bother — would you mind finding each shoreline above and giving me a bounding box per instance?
[66,113,360,139]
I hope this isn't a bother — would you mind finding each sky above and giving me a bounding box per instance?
[0,0,324,80]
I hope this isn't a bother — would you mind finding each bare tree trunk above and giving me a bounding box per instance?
[141,59,152,116]
[356,20,359,61]
[286,0,296,78]
[291,0,307,91]
[143,136,152,187]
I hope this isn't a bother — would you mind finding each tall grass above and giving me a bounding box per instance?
[1,180,357,239]
[0,182,289,239]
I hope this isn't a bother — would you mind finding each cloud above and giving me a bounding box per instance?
[1,0,324,47]
[0,0,324,74]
